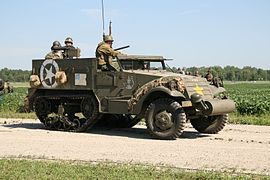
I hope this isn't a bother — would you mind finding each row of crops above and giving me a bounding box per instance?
[225,83,270,116]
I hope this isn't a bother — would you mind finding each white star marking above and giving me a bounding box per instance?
[45,66,55,85]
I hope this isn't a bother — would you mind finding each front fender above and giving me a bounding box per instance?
[132,86,185,114]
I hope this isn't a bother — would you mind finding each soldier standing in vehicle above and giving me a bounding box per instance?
[205,69,213,82]
[194,70,200,77]
[64,37,75,49]
[95,35,121,71]
[63,37,80,58]
[45,41,63,59]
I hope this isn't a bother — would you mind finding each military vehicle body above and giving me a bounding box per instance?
[28,54,235,140]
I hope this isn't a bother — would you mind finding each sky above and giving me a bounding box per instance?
[0,0,269,70]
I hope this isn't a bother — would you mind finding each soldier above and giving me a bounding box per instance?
[176,68,182,74]
[194,70,200,77]
[45,41,63,59]
[95,35,121,71]
[205,69,213,82]
[63,37,80,58]
[64,37,75,49]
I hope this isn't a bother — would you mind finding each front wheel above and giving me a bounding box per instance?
[145,98,186,140]
[190,114,228,134]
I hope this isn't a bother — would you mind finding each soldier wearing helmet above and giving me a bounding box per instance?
[64,37,75,48]
[45,41,63,59]
[95,35,121,71]
[205,69,213,82]
[63,37,81,58]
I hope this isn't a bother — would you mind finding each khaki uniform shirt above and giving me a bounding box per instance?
[45,51,63,59]
[205,73,213,81]
[95,41,119,66]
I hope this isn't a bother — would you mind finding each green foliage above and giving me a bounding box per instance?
[225,83,270,116]
[0,87,28,113]
[0,68,31,82]
[0,159,267,180]
[172,66,270,81]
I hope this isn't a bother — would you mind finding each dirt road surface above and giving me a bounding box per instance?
[0,118,269,175]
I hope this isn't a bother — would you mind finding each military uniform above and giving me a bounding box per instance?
[205,71,213,82]
[45,51,63,59]
[45,41,63,59]
[95,35,120,70]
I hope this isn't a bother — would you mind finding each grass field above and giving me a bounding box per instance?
[0,159,268,180]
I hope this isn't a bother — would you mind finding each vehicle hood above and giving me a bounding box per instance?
[123,69,215,99]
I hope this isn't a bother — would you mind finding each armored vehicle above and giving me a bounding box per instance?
[28,53,235,140]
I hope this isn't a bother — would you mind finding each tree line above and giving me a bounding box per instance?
[0,66,269,82]
[0,68,31,82]
[170,66,270,81]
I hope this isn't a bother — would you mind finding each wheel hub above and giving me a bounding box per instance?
[154,111,173,130]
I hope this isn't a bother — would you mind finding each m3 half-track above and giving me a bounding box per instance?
[28,55,235,140]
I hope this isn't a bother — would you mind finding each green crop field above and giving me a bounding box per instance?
[225,82,270,125]
[0,82,269,125]
[225,83,270,116]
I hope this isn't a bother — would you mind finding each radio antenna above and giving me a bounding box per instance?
[109,20,112,35]
[101,0,105,39]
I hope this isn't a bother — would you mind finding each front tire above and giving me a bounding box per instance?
[145,98,186,140]
[190,114,228,134]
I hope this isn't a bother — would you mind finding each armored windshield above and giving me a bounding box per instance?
[117,55,169,70]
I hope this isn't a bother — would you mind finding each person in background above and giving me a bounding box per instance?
[205,69,213,82]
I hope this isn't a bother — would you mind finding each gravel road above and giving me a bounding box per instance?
[0,118,269,175]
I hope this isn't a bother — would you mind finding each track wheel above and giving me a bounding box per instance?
[34,98,51,123]
[80,96,99,131]
[145,98,186,140]
[190,114,228,134]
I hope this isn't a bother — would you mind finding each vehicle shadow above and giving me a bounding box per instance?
[89,127,210,140]
[2,122,44,130]
[180,131,210,139]
[2,122,210,140]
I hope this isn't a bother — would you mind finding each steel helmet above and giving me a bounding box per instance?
[65,37,73,44]
[104,35,114,42]
[52,41,61,47]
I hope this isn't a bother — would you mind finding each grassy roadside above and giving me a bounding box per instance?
[0,112,36,119]
[229,113,270,126]
[0,159,268,180]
